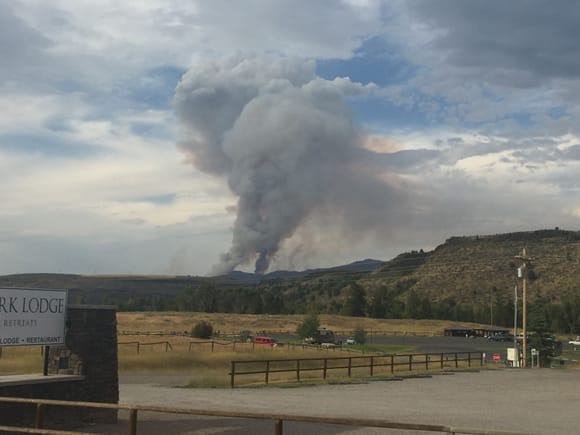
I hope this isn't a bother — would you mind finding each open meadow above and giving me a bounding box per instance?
[2,312,577,388]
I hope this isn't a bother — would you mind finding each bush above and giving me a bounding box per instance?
[353,327,367,345]
[296,313,320,339]
[191,321,214,339]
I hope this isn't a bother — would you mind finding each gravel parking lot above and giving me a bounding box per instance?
[87,369,578,434]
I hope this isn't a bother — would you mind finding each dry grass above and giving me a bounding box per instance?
[0,346,44,375]
[117,311,485,335]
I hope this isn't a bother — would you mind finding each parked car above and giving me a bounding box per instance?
[569,336,580,346]
[345,337,356,345]
[252,336,281,347]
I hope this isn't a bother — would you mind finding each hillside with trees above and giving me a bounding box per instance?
[1,229,579,333]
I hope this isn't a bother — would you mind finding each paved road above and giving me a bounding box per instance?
[86,369,579,434]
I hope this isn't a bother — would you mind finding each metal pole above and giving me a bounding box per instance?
[514,284,518,367]
[522,254,527,368]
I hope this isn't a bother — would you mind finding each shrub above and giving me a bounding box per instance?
[191,321,214,339]
[296,313,320,339]
[353,327,367,345]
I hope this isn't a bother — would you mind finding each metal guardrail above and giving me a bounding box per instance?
[230,351,484,387]
[0,396,528,435]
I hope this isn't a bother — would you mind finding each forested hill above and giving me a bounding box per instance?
[1,229,580,332]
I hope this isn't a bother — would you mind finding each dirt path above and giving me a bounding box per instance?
[88,369,578,434]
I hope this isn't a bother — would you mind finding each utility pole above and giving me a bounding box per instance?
[515,248,533,368]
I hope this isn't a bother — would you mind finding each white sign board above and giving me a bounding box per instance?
[0,288,67,347]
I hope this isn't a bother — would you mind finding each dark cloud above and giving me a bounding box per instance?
[406,0,580,86]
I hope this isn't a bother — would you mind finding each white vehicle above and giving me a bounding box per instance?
[345,337,356,345]
[568,336,580,346]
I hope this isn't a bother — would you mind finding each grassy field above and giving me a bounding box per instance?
[116,311,488,336]
[0,313,542,387]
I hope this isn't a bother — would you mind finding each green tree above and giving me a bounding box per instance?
[343,283,367,317]
[353,327,367,345]
[296,313,320,339]
[405,290,421,319]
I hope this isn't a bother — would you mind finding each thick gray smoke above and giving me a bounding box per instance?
[174,55,385,274]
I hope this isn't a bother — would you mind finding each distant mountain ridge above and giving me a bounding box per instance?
[220,258,384,283]
[1,229,579,313]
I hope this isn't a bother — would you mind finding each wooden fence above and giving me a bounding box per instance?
[229,351,484,387]
[0,396,528,435]
[117,341,173,354]
[118,340,350,354]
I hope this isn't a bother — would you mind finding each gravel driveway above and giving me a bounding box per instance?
[84,369,579,434]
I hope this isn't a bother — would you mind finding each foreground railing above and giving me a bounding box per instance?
[0,397,527,435]
[230,351,484,387]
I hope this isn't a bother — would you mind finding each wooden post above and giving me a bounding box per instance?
[129,409,138,435]
[480,351,484,367]
[425,354,429,371]
[230,361,236,388]
[348,357,352,377]
[265,361,270,384]
[440,353,444,369]
[136,342,140,354]
[455,353,458,369]
[274,419,283,435]
[409,355,413,372]
[370,356,374,377]
[468,352,471,367]
[296,360,300,382]
[35,403,44,429]
[42,346,49,376]
[390,355,394,374]
[323,358,328,380]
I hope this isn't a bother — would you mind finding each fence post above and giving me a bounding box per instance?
[348,357,352,377]
[390,355,394,374]
[265,361,270,384]
[35,403,44,429]
[274,419,283,435]
[455,353,458,369]
[426,354,429,371]
[296,360,300,382]
[136,342,140,354]
[409,355,413,372]
[468,352,471,367]
[165,342,169,352]
[480,351,483,367]
[129,409,138,435]
[323,358,328,380]
[370,356,374,377]
[441,353,444,370]
[212,341,215,352]
[230,361,236,388]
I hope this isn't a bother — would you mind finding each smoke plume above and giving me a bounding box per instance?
[174,54,388,274]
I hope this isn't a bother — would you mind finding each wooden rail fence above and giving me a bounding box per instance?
[117,341,173,353]
[118,340,350,353]
[0,396,528,435]
[229,351,484,387]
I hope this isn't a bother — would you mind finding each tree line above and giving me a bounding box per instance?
[117,280,580,334]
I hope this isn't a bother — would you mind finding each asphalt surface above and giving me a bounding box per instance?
[81,368,580,435]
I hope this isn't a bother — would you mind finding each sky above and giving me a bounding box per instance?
[2,0,580,276]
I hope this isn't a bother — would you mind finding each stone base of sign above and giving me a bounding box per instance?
[0,305,119,429]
